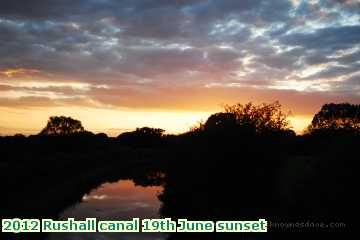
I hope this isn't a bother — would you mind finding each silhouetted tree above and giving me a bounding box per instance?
[39,116,85,135]
[134,127,165,137]
[117,127,165,146]
[223,101,292,133]
[307,103,360,132]
[189,120,205,133]
[204,112,237,132]
[13,133,26,138]
[96,132,108,139]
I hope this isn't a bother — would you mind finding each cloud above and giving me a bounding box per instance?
[0,68,41,77]
[82,194,109,201]
[280,26,360,50]
[0,0,359,116]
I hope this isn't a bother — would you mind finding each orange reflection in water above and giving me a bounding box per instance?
[48,180,165,240]
[61,180,163,220]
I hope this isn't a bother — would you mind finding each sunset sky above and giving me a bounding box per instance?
[0,0,359,136]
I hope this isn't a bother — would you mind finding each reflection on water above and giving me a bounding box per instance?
[48,180,165,240]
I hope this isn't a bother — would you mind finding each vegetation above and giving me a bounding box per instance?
[190,101,294,138]
[307,103,360,132]
[117,127,165,147]
[39,116,85,136]
[223,101,292,132]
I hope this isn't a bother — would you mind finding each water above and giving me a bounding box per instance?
[48,180,165,240]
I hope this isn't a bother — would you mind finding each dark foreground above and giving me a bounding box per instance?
[1,127,356,239]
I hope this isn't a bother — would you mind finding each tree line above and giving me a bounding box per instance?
[13,101,358,140]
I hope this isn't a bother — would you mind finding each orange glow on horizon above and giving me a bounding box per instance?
[0,106,212,136]
[0,106,312,136]
[0,68,41,78]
